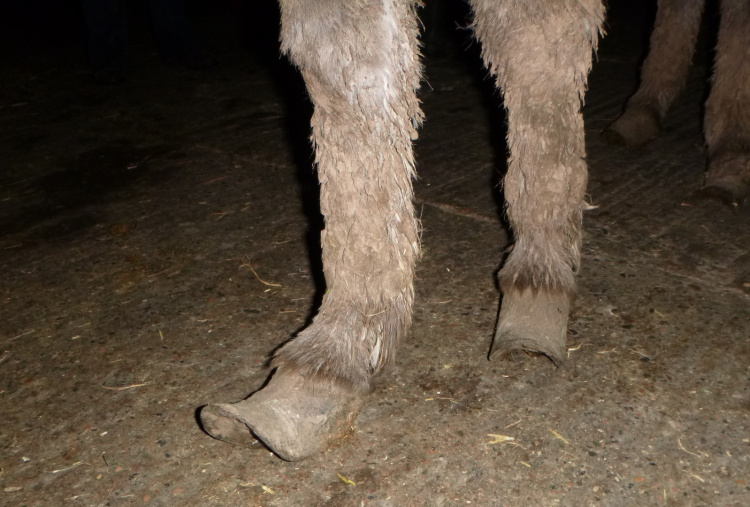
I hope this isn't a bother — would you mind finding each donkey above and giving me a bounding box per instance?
[200,0,605,461]
[604,0,750,204]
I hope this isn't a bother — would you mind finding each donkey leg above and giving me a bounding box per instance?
[201,0,423,460]
[703,0,750,205]
[604,0,705,147]
[470,0,604,364]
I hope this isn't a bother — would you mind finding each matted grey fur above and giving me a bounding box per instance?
[471,0,604,363]
[471,0,604,295]
[273,0,424,392]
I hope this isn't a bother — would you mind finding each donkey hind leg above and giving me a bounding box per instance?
[604,0,705,147]
[703,0,750,205]
[470,0,605,364]
[200,0,422,461]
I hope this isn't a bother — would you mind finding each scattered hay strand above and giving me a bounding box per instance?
[689,473,705,483]
[49,461,86,474]
[678,436,707,458]
[9,329,34,342]
[203,175,229,185]
[101,383,147,391]
[488,434,515,445]
[337,473,356,486]
[425,397,458,403]
[241,261,281,287]
[503,419,521,429]
[550,430,569,444]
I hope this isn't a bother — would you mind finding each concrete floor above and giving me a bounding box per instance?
[1,1,749,505]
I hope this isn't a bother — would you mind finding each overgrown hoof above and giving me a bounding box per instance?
[700,155,750,207]
[602,105,661,147]
[200,370,364,461]
[490,287,570,365]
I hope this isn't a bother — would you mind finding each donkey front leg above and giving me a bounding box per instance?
[604,0,705,147]
[201,0,423,460]
[470,0,605,364]
[703,0,750,204]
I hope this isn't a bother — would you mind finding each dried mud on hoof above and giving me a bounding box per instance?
[490,288,569,365]
[200,370,365,461]
[602,105,661,147]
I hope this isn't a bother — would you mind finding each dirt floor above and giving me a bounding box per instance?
[1,1,749,506]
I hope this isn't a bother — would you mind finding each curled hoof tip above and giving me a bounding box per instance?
[201,373,364,461]
[200,404,259,447]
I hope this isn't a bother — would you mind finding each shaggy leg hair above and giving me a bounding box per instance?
[272,0,423,392]
[704,0,750,202]
[470,0,605,362]
[201,0,423,461]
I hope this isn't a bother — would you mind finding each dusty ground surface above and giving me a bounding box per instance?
[1,1,749,505]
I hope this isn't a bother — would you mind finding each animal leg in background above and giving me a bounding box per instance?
[703,0,750,204]
[604,0,705,147]
[201,0,423,461]
[470,0,605,363]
